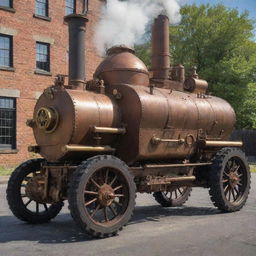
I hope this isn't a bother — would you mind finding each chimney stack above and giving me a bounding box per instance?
[151,15,170,80]
[64,14,88,88]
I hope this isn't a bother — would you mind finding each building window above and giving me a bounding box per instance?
[0,34,13,68]
[36,42,50,72]
[0,0,12,8]
[65,0,76,15]
[0,97,16,150]
[35,0,48,17]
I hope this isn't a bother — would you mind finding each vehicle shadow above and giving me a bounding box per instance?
[0,204,221,244]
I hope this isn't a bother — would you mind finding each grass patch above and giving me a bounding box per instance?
[0,166,15,176]
[250,165,256,173]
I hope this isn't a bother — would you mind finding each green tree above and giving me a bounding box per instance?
[135,4,256,128]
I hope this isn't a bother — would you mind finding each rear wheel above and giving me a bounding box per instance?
[68,155,136,238]
[208,147,250,212]
[6,159,63,224]
[153,186,192,207]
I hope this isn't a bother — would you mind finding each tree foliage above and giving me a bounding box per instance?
[135,4,256,128]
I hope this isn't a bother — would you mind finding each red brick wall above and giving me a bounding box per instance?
[0,0,104,166]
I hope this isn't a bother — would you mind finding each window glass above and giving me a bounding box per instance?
[35,0,48,17]
[0,97,16,150]
[0,34,12,67]
[0,0,11,8]
[36,42,50,72]
[65,0,75,15]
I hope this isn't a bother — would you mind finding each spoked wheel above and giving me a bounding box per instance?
[68,155,136,238]
[208,147,251,212]
[6,159,63,223]
[153,186,192,207]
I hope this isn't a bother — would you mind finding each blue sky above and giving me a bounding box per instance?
[181,0,256,20]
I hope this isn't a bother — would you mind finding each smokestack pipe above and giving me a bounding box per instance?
[64,14,88,88]
[151,15,170,80]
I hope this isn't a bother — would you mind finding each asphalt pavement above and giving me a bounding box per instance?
[0,174,256,256]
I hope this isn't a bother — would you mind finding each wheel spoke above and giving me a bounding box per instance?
[234,186,239,195]
[113,185,123,192]
[91,204,100,218]
[84,190,98,195]
[231,189,236,201]
[91,178,100,188]
[105,169,109,184]
[109,205,117,217]
[223,171,229,177]
[109,174,117,186]
[25,199,32,207]
[43,203,48,211]
[224,184,229,194]
[228,190,231,201]
[174,189,178,199]
[114,194,125,197]
[178,187,183,195]
[222,179,228,183]
[103,207,109,222]
[85,198,97,206]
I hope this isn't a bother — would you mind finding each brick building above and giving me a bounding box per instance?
[0,0,104,166]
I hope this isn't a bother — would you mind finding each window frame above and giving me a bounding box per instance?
[34,0,50,19]
[0,96,16,151]
[36,41,50,73]
[65,0,76,15]
[0,33,13,69]
[0,0,13,8]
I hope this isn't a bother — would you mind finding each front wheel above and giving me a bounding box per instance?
[6,159,63,224]
[208,147,251,212]
[68,155,136,238]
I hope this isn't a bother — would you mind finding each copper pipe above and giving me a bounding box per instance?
[151,15,170,80]
[201,140,243,147]
[62,145,115,153]
[144,163,212,169]
[151,136,185,145]
[92,126,126,134]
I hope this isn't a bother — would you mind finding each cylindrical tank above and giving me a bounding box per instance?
[94,45,149,86]
[33,88,121,162]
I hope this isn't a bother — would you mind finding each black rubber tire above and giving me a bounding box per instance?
[153,186,192,207]
[68,155,136,238]
[6,159,64,224]
[208,147,251,212]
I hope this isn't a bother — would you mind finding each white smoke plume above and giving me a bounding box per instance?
[94,0,181,56]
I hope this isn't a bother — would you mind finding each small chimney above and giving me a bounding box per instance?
[151,15,170,80]
[64,14,88,88]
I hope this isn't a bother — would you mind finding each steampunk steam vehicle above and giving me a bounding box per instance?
[7,14,251,238]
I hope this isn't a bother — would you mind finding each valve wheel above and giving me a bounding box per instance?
[6,159,63,224]
[68,155,136,238]
[153,186,192,207]
[208,147,251,212]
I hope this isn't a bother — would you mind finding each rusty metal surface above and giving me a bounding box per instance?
[30,14,236,167]
[33,86,121,162]
[94,45,149,86]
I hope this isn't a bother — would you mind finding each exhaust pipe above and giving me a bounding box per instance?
[151,15,170,81]
[64,14,88,88]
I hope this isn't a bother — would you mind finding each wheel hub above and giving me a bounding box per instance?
[98,184,115,207]
[228,172,240,187]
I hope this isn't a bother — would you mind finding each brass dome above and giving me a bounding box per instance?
[94,45,149,86]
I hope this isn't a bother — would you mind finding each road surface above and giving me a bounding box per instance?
[0,174,255,256]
